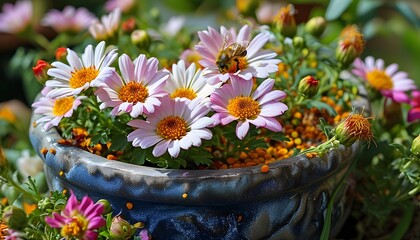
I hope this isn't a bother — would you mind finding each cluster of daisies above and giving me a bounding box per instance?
[32,25,288,158]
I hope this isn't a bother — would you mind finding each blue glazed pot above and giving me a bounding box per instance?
[29,113,362,239]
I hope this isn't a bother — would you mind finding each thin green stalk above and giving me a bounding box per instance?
[389,203,415,240]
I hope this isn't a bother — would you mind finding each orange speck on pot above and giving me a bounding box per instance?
[126,202,133,210]
[59,171,64,176]
[40,148,48,156]
[182,193,188,199]
[62,189,67,195]
[49,148,56,155]
[261,164,270,173]
[32,121,37,127]
[107,154,118,160]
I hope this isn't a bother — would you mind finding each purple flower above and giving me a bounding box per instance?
[210,78,288,140]
[45,191,105,240]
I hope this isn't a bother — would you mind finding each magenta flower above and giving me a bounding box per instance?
[95,54,169,118]
[0,0,32,34]
[41,6,96,33]
[352,57,417,103]
[45,192,105,240]
[408,90,420,122]
[210,78,288,140]
[195,25,280,85]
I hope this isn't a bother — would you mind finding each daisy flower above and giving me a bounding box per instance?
[41,6,96,33]
[89,8,121,41]
[0,0,32,34]
[31,95,86,131]
[45,191,105,240]
[210,78,288,140]
[352,57,417,103]
[95,54,169,118]
[45,41,118,99]
[165,60,216,103]
[195,25,280,85]
[127,97,214,158]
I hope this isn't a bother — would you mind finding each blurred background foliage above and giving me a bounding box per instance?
[0,0,419,106]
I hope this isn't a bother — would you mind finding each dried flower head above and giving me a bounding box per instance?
[335,111,374,147]
[336,25,365,67]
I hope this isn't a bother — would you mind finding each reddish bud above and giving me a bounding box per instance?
[32,60,51,85]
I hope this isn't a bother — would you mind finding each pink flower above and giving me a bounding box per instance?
[352,57,417,103]
[210,78,288,140]
[195,25,280,85]
[41,6,96,33]
[45,192,105,240]
[95,54,169,118]
[0,0,32,34]
[105,0,135,13]
[408,90,420,122]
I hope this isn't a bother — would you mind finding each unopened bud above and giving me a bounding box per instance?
[122,17,136,33]
[411,134,420,157]
[55,47,68,61]
[274,4,297,38]
[97,199,112,214]
[298,75,319,98]
[2,206,27,230]
[37,198,54,212]
[131,30,151,50]
[305,16,327,37]
[293,36,305,49]
[110,215,136,240]
[32,60,51,85]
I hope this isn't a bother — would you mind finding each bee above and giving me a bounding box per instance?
[216,35,249,74]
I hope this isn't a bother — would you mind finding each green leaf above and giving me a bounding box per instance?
[108,134,128,151]
[325,0,353,21]
[305,100,337,116]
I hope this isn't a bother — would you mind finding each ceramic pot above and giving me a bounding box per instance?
[29,115,363,240]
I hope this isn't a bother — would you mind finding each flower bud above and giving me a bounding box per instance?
[110,215,136,240]
[131,29,151,50]
[96,199,112,214]
[411,134,420,157]
[2,206,27,230]
[55,47,68,61]
[122,17,136,33]
[292,36,305,49]
[305,16,327,37]
[335,113,374,147]
[298,75,319,98]
[37,197,54,212]
[32,60,51,85]
[335,25,364,67]
[274,4,297,38]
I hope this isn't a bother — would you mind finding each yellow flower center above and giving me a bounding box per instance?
[156,116,187,140]
[52,97,75,117]
[69,67,99,89]
[366,69,393,91]
[227,96,260,120]
[119,82,149,103]
[60,216,88,239]
[170,88,197,100]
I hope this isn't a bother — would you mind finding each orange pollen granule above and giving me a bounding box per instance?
[227,96,260,120]
[60,216,88,238]
[52,97,75,117]
[366,69,393,91]
[170,88,197,100]
[156,116,187,140]
[69,67,99,89]
[344,113,374,141]
[119,82,149,103]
